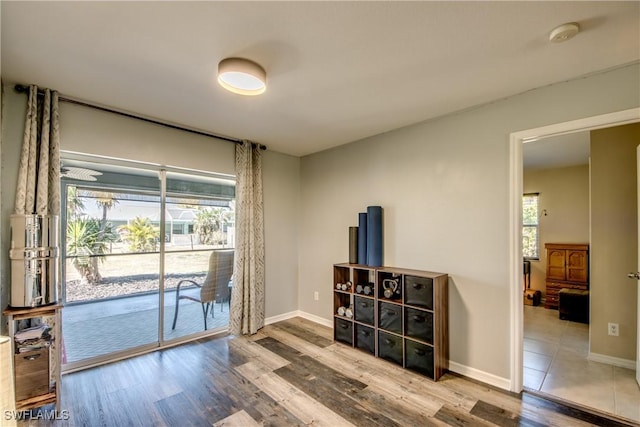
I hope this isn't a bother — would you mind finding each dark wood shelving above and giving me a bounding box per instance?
[332,263,448,381]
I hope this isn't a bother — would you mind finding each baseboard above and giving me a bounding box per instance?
[588,352,636,370]
[448,361,511,391]
[264,310,333,328]
[295,311,333,328]
[264,311,300,325]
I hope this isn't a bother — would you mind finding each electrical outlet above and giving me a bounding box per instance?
[608,322,619,336]
[314,291,319,301]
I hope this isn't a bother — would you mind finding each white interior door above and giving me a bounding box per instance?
[636,144,640,386]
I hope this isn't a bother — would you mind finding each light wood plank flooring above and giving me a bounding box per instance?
[14,317,639,426]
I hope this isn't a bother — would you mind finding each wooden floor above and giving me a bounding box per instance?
[16,317,638,426]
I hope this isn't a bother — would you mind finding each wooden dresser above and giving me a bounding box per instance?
[544,243,589,309]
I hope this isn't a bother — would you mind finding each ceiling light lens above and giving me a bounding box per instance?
[217,58,266,96]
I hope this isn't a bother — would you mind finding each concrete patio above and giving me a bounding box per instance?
[62,289,229,364]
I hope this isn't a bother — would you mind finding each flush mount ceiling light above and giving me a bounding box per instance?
[549,22,580,43]
[217,57,266,96]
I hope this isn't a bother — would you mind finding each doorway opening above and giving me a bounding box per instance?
[509,108,640,421]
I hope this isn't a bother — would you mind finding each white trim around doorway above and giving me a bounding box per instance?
[509,107,640,393]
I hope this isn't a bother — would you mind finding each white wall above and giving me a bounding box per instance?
[59,102,236,176]
[298,63,640,382]
[0,86,300,327]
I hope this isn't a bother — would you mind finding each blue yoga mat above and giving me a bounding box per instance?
[358,212,367,264]
[366,206,383,267]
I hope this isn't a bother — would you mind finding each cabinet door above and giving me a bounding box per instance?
[547,249,567,280]
[566,250,588,283]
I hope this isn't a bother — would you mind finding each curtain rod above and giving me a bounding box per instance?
[13,84,266,150]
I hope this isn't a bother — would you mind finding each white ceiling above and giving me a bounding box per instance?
[523,132,590,170]
[1,2,638,157]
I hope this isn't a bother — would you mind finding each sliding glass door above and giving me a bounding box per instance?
[162,171,235,341]
[60,158,234,369]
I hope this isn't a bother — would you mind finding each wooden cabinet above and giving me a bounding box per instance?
[3,305,62,411]
[333,263,448,381]
[544,244,588,309]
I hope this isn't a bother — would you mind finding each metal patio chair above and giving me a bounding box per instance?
[171,249,234,330]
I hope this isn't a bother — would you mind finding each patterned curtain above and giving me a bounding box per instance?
[14,85,61,216]
[230,141,265,335]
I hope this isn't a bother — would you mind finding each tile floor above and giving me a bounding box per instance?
[524,304,640,423]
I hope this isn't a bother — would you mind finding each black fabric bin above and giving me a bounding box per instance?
[404,275,433,309]
[404,307,433,344]
[355,324,375,355]
[405,340,434,379]
[378,331,403,366]
[354,296,375,326]
[378,302,402,334]
[334,318,353,345]
[559,289,589,324]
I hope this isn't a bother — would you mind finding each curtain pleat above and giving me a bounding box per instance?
[230,141,265,335]
[14,85,60,217]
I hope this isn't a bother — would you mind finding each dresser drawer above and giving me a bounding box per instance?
[14,348,49,377]
[545,294,559,308]
[14,348,50,401]
[547,282,588,292]
[545,280,587,309]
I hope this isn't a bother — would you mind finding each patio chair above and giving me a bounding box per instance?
[171,249,234,330]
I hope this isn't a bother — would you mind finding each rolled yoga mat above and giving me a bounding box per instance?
[366,206,383,267]
[349,226,358,264]
[358,212,368,264]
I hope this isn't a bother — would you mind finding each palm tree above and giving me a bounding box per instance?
[93,191,118,232]
[90,192,119,278]
[66,218,117,283]
[194,207,233,245]
[118,217,160,252]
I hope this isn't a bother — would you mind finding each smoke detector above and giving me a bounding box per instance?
[549,23,580,43]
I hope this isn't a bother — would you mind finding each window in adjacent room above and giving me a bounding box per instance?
[522,193,539,259]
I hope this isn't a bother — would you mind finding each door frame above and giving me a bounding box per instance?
[509,107,640,392]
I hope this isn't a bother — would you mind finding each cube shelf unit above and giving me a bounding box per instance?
[332,263,448,381]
